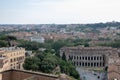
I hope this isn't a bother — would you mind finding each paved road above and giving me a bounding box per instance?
[76,68,107,80]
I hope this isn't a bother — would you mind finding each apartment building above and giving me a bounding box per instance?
[0,47,25,72]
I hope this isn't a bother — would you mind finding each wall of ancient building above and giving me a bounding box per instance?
[1,69,59,80]
[108,72,120,80]
[107,61,120,80]
[60,46,119,68]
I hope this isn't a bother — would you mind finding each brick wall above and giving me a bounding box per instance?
[108,72,120,80]
[108,63,120,80]
[1,69,59,80]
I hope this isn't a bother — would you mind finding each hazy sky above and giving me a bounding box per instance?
[0,0,120,24]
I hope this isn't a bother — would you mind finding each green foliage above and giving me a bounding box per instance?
[60,60,80,79]
[0,40,7,47]
[23,57,40,71]
[23,50,80,79]
[73,39,90,47]
[62,53,66,61]
[35,52,45,61]
[40,53,58,73]
[52,40,66,52]
[98,41,120,48]
[0,35,17,47]
[98,37,111,41]
[0,35,86,79]
[18,40,42,50]
[17,38,91,53]
[24,51,59,73]
[84,43,89,47]
[51,39,91,53]
[85,21,120,29]
[0,35,17,40]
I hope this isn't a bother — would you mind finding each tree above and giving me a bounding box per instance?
[60,60,80,79]
[31,64,39,71]
[62,52,66,61]
[0,35,16,40]
[23,50,80,79]
[18,40,40,50]
[0,35,17,47]
[39,53,58,73]
[23,57,40,71]
[0,40,7,47]
[84,43,89,47]
[52,40,66,52]
[35,52,45,61]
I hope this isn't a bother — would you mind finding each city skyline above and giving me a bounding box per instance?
[0,0,120,24]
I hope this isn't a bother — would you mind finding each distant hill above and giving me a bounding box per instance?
[0,21,120,29]
[84,21,120,28]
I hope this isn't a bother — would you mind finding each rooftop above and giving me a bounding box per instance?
[0,47,24,52]
[61,46,114,50]
[0,69,59,80]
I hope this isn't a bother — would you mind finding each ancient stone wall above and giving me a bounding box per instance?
[1,69,59,80]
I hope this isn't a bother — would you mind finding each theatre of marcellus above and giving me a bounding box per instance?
[60,46,120,80]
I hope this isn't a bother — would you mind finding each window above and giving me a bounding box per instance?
[74,56,76,60]
[94,57,96,60]
[91,63,93,67]
[68,55,71,57]
[85,56,87,60]
[97,63,99,66]
[14,58,16,61]
[97,57,99,60]
[79,56,81,60]
[82,57,84,60]
[82,62,84,66]
[77,56,79,60]
[85,62,87,66]
[94,63,96,67]
[10,59,13,62]
[91,57,93,60]
[79,62,81,66]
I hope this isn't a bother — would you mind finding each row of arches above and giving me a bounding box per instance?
[69,55,104,61]
[74,61,105,67]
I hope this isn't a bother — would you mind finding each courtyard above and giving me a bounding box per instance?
[76,67,107,80]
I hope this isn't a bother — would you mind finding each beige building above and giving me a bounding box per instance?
[60,46,119,68]
[0,47,25,72]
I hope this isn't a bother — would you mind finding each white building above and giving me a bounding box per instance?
[30,36,45,43]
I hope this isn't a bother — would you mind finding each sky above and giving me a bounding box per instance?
[0,0,120,24]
